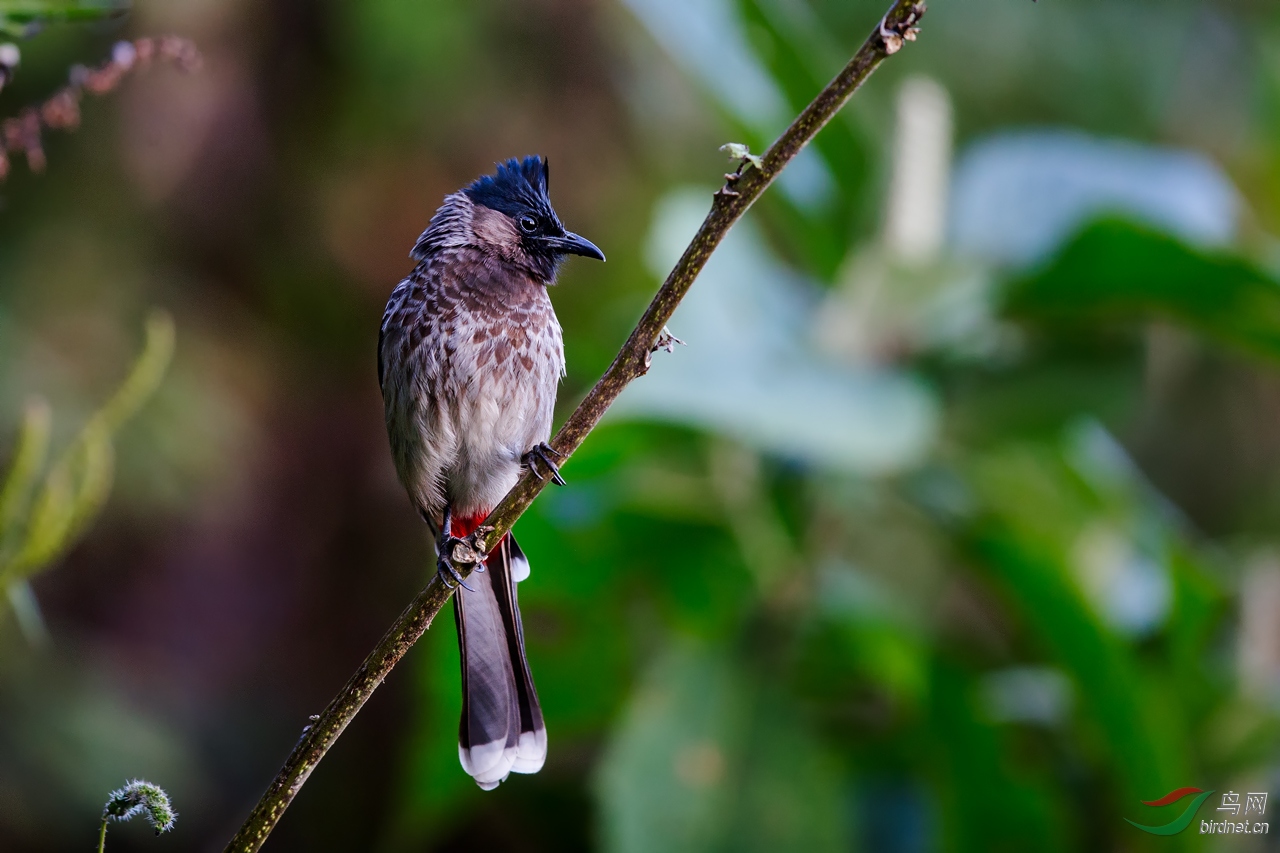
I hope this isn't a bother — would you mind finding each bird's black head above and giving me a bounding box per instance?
[463,156,605,279]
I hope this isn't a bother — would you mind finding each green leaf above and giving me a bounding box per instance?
[596,642,745,853]
[0,311,173,589]
[595,641,851,853]
[0,0,128,25]
[0,398,51,567]
[0,0,128,36]
[734,0,875,278]
[1005,219,1280,361]
[97,311,176,434]
[929,661,1071,851]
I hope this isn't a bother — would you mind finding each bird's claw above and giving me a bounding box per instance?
[437,535,481,592]
[523,443,566,486]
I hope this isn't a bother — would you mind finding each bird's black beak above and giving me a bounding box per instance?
[549,231,606,262]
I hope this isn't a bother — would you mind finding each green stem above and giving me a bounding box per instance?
[224,2,926,850]
[97,818,107,853]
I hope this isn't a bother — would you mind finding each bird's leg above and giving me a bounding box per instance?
[522,442,566,486]
[436,504,477,592]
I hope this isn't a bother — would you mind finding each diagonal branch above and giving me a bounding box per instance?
[224,2,925,849]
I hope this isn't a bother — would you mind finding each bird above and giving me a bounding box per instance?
[378,156,604,790]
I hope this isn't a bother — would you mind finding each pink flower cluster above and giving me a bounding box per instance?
[0,36,201,180]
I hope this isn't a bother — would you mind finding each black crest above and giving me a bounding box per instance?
[411,154,602,276]
[464,156,556,223]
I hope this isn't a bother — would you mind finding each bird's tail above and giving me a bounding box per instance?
[450,517,544,790]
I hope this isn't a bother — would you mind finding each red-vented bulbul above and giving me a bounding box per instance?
[379,157,604,790]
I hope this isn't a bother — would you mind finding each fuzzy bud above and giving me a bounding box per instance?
[719,142,763,170]
[102,779,177,836]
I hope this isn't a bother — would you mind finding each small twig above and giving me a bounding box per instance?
[223,2,926,849]
[0,36,200,181]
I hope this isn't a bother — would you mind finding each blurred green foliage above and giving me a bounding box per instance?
[0,1,126,38]
[1008,221,1280,362]
[0,311,171,639]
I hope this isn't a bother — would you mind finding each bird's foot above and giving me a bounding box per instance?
[523,442,566,486]
[436,535,481,592]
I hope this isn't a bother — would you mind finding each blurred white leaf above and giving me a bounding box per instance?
[884,76,953,265]
[620,0,785,129]
[1071,522,1172,637]
[620,0,835,211]
[979,666,1074,726]
[950,130,1242,266]
[611,190,939,475]
[1239,553,1280,703]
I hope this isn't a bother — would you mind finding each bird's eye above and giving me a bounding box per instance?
[518,215,538,234]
